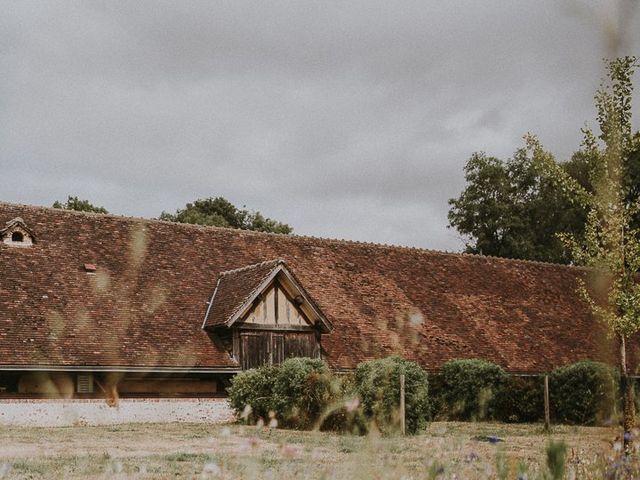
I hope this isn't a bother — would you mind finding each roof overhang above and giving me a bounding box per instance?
[202,260,333,333]
[0,365,241,374]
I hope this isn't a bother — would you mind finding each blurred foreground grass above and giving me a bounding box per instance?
[0,421,627,479]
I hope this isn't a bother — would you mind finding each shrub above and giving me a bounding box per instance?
[354,356,430,434]
[318,373,369,435]
[439,359,507,420]
[271,357,336,429]
[494,376,544,423]
[550,361,619,425]
[227,364,277,423]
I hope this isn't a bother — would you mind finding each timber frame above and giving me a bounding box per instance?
[203,260,332,369]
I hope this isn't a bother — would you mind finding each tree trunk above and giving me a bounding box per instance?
[620,335,635,454]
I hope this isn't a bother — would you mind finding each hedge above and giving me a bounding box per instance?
[439,359,507,420]
[550,361,620,425]
[494,375,544,423]
[354,356,430,434]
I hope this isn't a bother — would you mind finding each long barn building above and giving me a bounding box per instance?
[0,202,630,410]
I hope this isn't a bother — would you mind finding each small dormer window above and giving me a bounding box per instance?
[1,217,36,248]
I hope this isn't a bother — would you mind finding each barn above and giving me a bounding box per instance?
[0,202,630,423]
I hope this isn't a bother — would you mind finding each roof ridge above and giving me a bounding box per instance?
[218,259,283,277]
[0,201,582,271]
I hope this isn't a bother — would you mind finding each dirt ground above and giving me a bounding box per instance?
[0,421,628,479]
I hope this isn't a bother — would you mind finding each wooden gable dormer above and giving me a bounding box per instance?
[202,260,332,369]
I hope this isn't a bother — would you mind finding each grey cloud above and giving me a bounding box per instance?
[1,0,639,252]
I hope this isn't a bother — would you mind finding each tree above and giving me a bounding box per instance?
[52,196,108,214]
[160,196,293,234]
[448,150,591,263]
[531,56,640,452]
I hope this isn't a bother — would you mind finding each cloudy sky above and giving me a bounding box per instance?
[2,1,639,251]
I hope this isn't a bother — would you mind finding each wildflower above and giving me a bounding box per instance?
[112,461,123,474]
[239,438,259,452]
[241,405,252,421]
[409,312,424,325]
[201,462,221,477]
[464,451,478,463]
[281,444,302,457]
[0,463,12,478]
[345,398,360,412]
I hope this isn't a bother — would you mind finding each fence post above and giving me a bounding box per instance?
[400,373,406,435]
[544,374,550,431]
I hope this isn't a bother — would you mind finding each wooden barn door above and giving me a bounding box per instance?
[240,330,319,369]
[240,332,269,370]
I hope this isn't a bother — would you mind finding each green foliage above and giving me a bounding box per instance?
[160,196,292,234]
[227,358,340,430]
[271,358,335,429]
[439,359,507,421]
[493,375,544,423]
[450,57,640,267]
[528,57,640,340]
[354,356,430,434]
[545,440,567,480]
[550,361,620,425]
[52,196,108,214]
[227,364,277,423]
[317,373,369,434]
[447,149,591,264]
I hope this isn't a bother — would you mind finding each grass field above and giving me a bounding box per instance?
[0,421,632,479]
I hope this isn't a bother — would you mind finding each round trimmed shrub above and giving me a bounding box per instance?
[439,359,507,420]
[354,356,430,434]
[227,364,277,423]
[550,361,619,425]
[271,357,336,429]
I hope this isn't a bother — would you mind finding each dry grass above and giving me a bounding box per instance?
[0,421,629,479]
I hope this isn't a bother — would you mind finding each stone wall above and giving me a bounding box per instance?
[0,398,234,427]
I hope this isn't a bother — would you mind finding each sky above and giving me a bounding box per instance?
[1,1,640,251]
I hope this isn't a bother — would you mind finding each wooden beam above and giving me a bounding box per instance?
[237,323,317,332]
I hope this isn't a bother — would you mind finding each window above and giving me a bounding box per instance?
[1,218,35,247]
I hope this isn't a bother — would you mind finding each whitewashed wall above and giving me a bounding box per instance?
[0,398,234,427]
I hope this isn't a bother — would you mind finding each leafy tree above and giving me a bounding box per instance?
[448,150,591,263]
[52,196,108,214]
[159,196,292,234]
[532,56,640,452]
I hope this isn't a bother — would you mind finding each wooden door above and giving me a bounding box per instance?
[240,330,319,369]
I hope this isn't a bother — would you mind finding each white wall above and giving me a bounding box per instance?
[0,398,235,427]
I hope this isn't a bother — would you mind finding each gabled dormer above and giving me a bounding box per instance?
[203,259,332,369]
[1,217,36,248]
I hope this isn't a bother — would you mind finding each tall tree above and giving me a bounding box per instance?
[160,196,293,234]
[53,196,108,214]
[532,56,640,451]
[448,150,591,263]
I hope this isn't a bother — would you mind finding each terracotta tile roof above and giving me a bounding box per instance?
[203,260,283,328]
[0,202,634,373]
